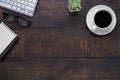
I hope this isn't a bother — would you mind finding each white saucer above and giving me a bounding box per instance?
[86,5,117,35]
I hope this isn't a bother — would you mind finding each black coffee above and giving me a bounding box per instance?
[95,11,112,28]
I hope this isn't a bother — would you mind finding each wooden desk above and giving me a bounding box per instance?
[0,0,120,80]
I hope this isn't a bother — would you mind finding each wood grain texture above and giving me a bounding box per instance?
[0,0,120,79]
[0,58,120,80]
[0,0,120,57]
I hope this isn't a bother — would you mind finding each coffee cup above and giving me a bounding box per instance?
[86,5,117,35]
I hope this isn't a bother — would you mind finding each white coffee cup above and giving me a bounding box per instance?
[86,5,117,35]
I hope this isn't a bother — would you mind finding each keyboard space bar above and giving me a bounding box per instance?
[0,2,12,8]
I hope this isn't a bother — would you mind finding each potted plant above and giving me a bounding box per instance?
[68,0,82,12]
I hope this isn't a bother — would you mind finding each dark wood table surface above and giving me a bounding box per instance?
[0,0,120,80]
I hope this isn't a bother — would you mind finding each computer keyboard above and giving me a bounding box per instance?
[0,0,38,17]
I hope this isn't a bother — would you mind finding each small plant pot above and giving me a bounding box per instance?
[68,0,82,12]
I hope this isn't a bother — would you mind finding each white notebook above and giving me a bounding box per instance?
[0,22,17,58]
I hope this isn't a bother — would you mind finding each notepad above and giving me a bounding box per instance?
[0,22,17,58]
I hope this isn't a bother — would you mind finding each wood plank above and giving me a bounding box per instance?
[0,58,120,80]
[5,28,120,58]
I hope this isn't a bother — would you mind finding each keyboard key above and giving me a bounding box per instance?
[32,0,36,3]
[25,9,29,14]
[10,1,13,4]
[21,5,25,8]
[6,0,10,3]
[17,0,20,2]
[18,3,21,7]
[29,0,32,2]
[21,0,24,3]
[12,6,17,10]
[29,13,32,16]
[26,6,34,11]
[28,3,34,7]
[21,10,24,13]
[25,2,28,5]
[17,7,21,11]
[0,2,12,8]
[14,2,17,5]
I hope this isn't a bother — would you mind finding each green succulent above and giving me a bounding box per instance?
[68,0,81,12]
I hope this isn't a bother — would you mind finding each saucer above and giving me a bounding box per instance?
[86,5,117,35]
